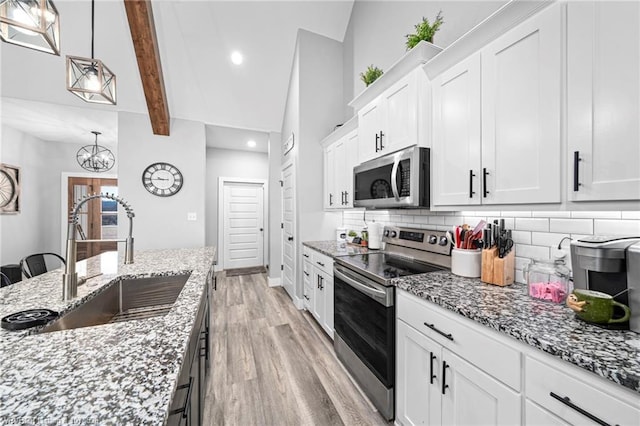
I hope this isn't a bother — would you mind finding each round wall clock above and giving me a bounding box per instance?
[0,164,20,213]
[142,162,183,197]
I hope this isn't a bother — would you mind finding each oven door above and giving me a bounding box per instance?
[333,264,395,388]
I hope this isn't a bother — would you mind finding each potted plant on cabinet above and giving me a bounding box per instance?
[360,65,384,87]
[405,11,444,50]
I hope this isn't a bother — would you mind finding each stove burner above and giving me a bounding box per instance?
[1,309,59,331]
[383,267,400,278]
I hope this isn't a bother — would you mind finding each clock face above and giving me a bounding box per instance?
[0,169,16,208]
[142,162,183,197]
[0,164,20,213]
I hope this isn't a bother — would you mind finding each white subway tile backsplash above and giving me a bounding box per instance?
[531,232,570,248]
[515,256,531,271]
[501,211,532,218]
[515,244,550,260]
[549,218,593,234]
[571,211,621,219]
[594,220,640,236]
[460,211,483,217]
[500,218,515,230]
[444,216,464,226]
[427,215,445,225]
[515,218,550,232]
[515,270,525,284]
[511,231,532,245]
[532,211,571,218]
[412,215,430,224]
[622,211,640,219]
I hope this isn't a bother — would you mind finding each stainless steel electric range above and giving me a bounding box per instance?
[333,226,452,421]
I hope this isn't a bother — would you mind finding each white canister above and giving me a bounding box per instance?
[451,249,482,278]
[368,222,383,250]
[336,227,347,249]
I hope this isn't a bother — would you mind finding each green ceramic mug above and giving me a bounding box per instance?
[571,289,631,325]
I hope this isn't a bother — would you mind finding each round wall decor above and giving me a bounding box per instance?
[142,162,183,197]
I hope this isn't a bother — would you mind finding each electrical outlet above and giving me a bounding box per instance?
[187,212,197,221]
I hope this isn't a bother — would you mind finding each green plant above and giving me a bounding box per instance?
[405,11,444,50]
[348,230,358,237]
[360,65,384,87]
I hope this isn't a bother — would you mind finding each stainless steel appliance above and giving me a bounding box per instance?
[353,146,430,209]
[571,235,640,331]
[333,226,451,420]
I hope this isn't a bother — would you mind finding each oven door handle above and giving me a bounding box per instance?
[391,157,400,201]
[334,266,389,303]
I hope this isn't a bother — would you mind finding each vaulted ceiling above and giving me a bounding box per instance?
[1,0,354,149]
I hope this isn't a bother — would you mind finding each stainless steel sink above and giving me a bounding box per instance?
[40,274,191,333]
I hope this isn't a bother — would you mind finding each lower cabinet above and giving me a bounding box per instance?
[303,246,334,339]
[167,280,211,426]
[396,320,519,426]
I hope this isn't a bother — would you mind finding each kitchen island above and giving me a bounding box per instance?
[0,247,216,425]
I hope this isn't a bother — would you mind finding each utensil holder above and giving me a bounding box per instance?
[481,248,515,286]
[451,249,482,278]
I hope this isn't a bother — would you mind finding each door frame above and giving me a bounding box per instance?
[60,172,117,257]
[217,177,268,271]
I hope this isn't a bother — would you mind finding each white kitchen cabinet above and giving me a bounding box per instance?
[397,291,522,426]
[567,1,640,202]
[323,128,358,210]
[302,253,312,310]
[480,2,561,204]
[306,247,334,338]
[323,144,337,209]
[432,53,482,206]
[358,69,419,163]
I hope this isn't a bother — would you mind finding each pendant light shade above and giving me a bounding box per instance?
[0,0,60,55]
[66,0,116,105]
[77,131,115,173]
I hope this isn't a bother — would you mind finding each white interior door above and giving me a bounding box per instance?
[223,182,264,269]
[281,162,296,299]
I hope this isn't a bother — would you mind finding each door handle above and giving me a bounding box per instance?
[549,392,611,426]
[287,236,294,241]
[483,168,489,198]
[344,191,349,205]
[379,131,384,150]
[469,170,476,198]
[375,133,380,152]
[442,361,449,395]
[430,352,436,384]
[573,151,582,192]
[391,158,400,200]
[329,193,333,206]
[259,228,263,231]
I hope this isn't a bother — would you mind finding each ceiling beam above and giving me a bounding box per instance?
[124,0,170,136]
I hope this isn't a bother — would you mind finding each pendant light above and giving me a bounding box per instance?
[66,0,116,105]
[76,131,115,173]
[0,0,60,55]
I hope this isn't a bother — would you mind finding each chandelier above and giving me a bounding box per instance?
[76,131,115,173]
[0,0,60,55]
[66,0,116,105]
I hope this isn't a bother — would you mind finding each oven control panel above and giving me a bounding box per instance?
[383,226,451,256]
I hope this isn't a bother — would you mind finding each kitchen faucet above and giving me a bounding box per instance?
[62,193,135,300]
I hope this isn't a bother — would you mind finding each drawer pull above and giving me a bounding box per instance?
[317,261,325,267]
[423,322,454,341]
[303,271,309,277]
[303,254,309,258]
[549,392,613,426]
[429,352,436,384]
[169,376,193,418]
[441,361,449,395]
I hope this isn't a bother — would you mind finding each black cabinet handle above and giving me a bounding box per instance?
[329,193,333,206]
[319,276,324,290]
[379,131,385,150]
[469,170,476,198]
[200,330,209,360]
[344,191,349,204]
[213,275,217,291]
[483,168,489,198]
[549,392,612,426]
[375,133,380,152]
[317,261,325,267]
[442,361,449,395]
[169,376,193,418]
[288,236,294,241]
[573,151,582,192]
[424,322,454,341]
[303,271,309,277]
[317,275,321,289]
[303,253,309,258]
[304,295,310,301]
[430,352,436,384]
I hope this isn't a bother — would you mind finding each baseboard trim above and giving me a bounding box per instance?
[267,277,281,287]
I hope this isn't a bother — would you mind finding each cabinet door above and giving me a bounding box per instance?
[432,53,482,206]
[441,349,521,426]
[396,320,442,426]
[525,400,569,426]
[481,3,561,204]
[319,269,334,338]
[383,69,418,153]
[358,98,383,163]
[334,138,347,207]
[567,1,640,201]
[344,130,358,208]
[303,260,312,309]
[312,268,324,323]
[324,144,336,209]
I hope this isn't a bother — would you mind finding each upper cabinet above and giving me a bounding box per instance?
[322,118,358,210]
[358,69,420,163]
[567,1,640,202]
[432,3,562,206]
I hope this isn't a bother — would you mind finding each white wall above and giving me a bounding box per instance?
[205,147,269,252]
[0,126,97,265]
[117,112,206,250]
[268,131,282,281]
[342,0,506,118]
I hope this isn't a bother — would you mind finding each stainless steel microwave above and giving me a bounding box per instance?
[353,146,430,209]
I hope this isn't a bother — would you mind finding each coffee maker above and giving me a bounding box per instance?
[571,236,640,332]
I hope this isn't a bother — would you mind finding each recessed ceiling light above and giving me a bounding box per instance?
[231,51,243,65]
[247,140,256,148]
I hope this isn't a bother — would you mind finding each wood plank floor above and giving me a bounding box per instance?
[203,272,390,426]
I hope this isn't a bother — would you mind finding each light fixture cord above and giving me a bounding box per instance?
[91,0,95,59]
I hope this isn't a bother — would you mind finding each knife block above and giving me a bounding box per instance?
[481,248,515,286]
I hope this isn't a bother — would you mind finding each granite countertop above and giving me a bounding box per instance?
[303,240,371,257]
[393,271,640,394]
[0,247,216,425]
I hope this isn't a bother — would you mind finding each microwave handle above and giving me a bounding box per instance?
[391,157,400,200]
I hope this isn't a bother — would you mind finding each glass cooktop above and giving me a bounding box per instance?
[335,252,444,283]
